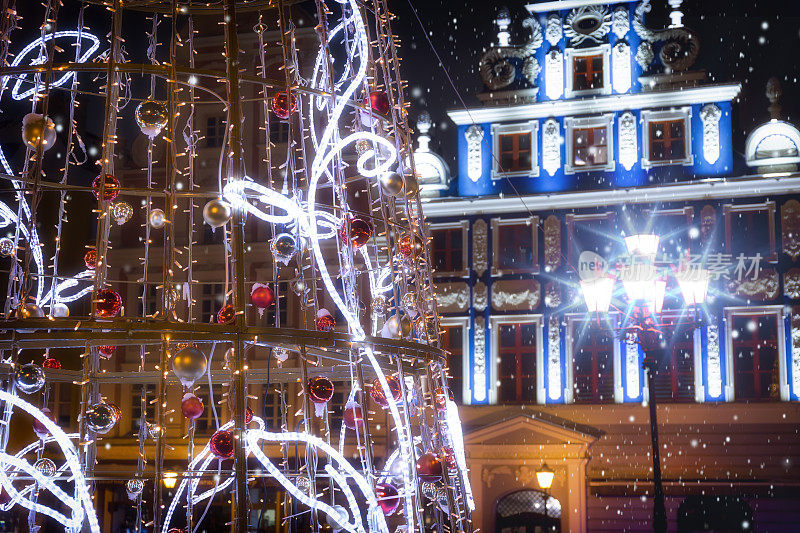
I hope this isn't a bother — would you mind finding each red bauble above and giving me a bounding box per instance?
[95,289,122,318]
[42,358,61,369]
[369,375,402,408]
[84,250,97,270]
[167,529,185,533]
[92,174,120,201]
[98,345,116,359]
[181,393,204,420]
[271,92,297,120]
[245,405,253,425]
[376,482,400,515]
[369,91,391,116]
[217,304,235,324]
[316,310,335,332]
[433,387,454,410]
[250,285,275,309]
[398,233,423,258]
[33,407,54,438]
[339,216,373,249]
[342,403,364,430]
[307,376,334,404]
[209,429,235,458]
[442,446,457,469]
[0,488,9,505]
[416,452,442,482]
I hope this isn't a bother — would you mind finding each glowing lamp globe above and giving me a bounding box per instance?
[84,250,97,270]
[416,452,443,482]
[342,402,364,430]
[217,304,236,324]
[22,113,56,151]
[135,99,169,137]
[181,393,205,420]
[32,407,54,438]
[98,345,116,359]
[92,174,120,201]
[209,429,235,459]
[536,463,555,490]
[339,216,373,249]
[14,363,45,394]
[376,483,400,515]
[42,357,61,369]
[369,375,402,408]
[369,91,391,116]
[202,198,232,228]
[95,289,122,318]
[172,346,208,387]
[271,92,297,120]
[251,284,275,309]
[316,309,335,332]
[307,376,334,404]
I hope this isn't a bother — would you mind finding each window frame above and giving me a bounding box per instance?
[564,314,620,404]
[723,201,777,262]
[491,121,540,179]
[205,115,225,148]
[490,216,540,276]
[565,45,611,98]
[428,221,469,277]
[641,107,694,169]
[489,314,544,405]
[564,114,616,174]
[439,316,471,405]
[723,305,788,402]
[565,211,616,267]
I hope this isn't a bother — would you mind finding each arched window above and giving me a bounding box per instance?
[677,496,753,532]
[496,489,561,533]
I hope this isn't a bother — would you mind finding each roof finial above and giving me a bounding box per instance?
[496,6,511,47]
[766,77,782,120]
[668,0,684,28]
[416,111,432,152]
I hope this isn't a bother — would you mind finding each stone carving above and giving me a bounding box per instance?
[544,281,561,308]
[727,268,779,300]
[707,324,722,399]
[545,13,562,46]
[542,119,561,176]
[635,41,654,69]
[618,111,637,171]
[482,465,513,487]
[474,316,486,402]
[700,205,715,243]
[548,316,562,401]
[781,199,800,260]
[473,219,488,277]
[792,313,800,399]
[612,6,630,38]
[544,215,562,272]
[479,18,543,90]
[491,279,541,311]
[633,0,700,72]
[564,5,611,45]
[784,268,800,299]
[612,41,631,93]
[465,125,484,183]
[545,49,564,100]
[700,104,722,164]
[433,282,469,312]
[473,281,488,311]
[626,342,640,399]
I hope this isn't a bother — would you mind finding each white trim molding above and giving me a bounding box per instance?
[565,44,611,99]
[542,118,561,176]
[612,41,631,94]
[428,220,469,277]
[491,121,540,179]
[564,113,616,174]
[640,106,694,169]
[700,103,722,164]
[440,316,472,405]
[489,313,545,404]
[465,124,485,182]
[526,0,629,13]
[547,315,563,401]
[474,315,487,402]
[545,49,564,100]
[490,216,540,275]
[617,111,638,171]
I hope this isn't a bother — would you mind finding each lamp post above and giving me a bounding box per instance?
[579,235,709,533]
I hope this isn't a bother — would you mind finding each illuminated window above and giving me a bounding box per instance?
[262,389,282,429]
[491,121,539,178]
[496,322,538,404]
[440,324,464,405]
[572,126,608,168]
[499,132,532,173]
[649,119,686,162]
[565,45,610,97]
[572,325,614,403]
[573,53,604,91]
[731,314,779,401]
[723,202,777,262]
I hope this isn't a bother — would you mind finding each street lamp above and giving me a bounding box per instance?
[162,471,178,489]
[536,463,554,491]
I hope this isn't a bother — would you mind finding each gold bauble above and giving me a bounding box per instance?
[21,113,56,152]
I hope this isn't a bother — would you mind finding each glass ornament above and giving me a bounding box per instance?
[164,287,181,310]
[172,346,208,387]
[126,478,144,500]
[404,171,419,197]
[271,92,297,120]
[398,233,423,258]
[421,481,446,501]
[369,375,402,408]
[14,363,45,394]
[95,289,122,318]
[290,277,306,296]
[250,284,275,309]
[339,216,373,249]
[376,482,400,515]
[147,423,165,439]
[355,139,371,155]
[379,172,403,197]
[400,292,417,315]
[42,357,61,369]
[84,250,97,270]
[416,452,443,482]
[98,345,116,359]
[325,504,349,531]
[0,237,15,257]
[181,393,205,420]
[316,309,335,332]
[22,113,56,151]
[295,475,311,494]
[148,208,167,229]
[217,303,236,324]
[108,402,122,422]
[209,429,235,458]
[86,402,118,433]
[342,402,364,430]
[371,295,387,315]
[34,458,57,478]
[92,174,120,201]
[274,347,290,364]
[202,198,232,228]
[32,407,54,438]
[271,233,297,265]
[135,99,169,137]
[51,302,69,318]
[110,201,133,225]
[17,302,44,319]
[307,376,334,404]
[369,91,391,115]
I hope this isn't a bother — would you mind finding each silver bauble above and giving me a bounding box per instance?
[399,314,412,338]
[379,172,404,197]
[86,402,118,433]
[22,113,56,151]
[202,198,232,228]
[271,233,297,265]
[0,237,15,257]
[148,208,167,229]
[17,302,44,319]
[14,363,45,394]
[404,172,419,197]
[371,295,388,315]
[383,315,402,339]
[126,478,144,500]
[164,287,181,310]
[400,292,417,315]
[296,475,311,494]
[274,347,289,363]
[147,423,165,439]
[325,505,349,532]
[34,458,57,478]
[51,303,70,318]
[291,277,306,295]
[135,99,169,137]
[172,346,208,386]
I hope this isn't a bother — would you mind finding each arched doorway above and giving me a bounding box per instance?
[496,489,561,533]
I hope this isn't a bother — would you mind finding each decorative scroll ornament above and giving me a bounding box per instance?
[612,42,631,93]
[545,14,562,46]
[473,281,488,311]
[473,219,488,277]
[433,282,469,312]
[635,42,654,69]
[792,312,800,397]
[478,18,543,91]
[544,215,562,272]
[474,316,487,402]
[612,6,630,39]
[544,281,561,308]
[548,316,562,400]
[465,125,484,183]
[701,205,715,242]
[542,119,561,176]
[491,279,541,311]
[700,104,722,164]
[706,324,723,398]
[545,49,564,100]
[781,199,800,260]
[618,111,638,171]
[727,268,779,300]
[784,268,800,299]
[633,0,700,72]
[564,5,611,45]
[625,342,640,398]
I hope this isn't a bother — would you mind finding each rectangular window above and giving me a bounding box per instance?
[262,390,281,429]
[49,383,72,428]
[649,119,686,162]
[206,116,225,148]
[496,224,535,271]
[431,228,464,274]
[194,392,216,435]
[651,326,695,402]
[131,384,156,431]
[724,203,777,261]
[269,115,289,144]
[497,322,537,404]
[573,126,608,168]
[201,283,225,323]
[573,53,604,91]
[566,212,617,267]
[572,325,614,403]
[498,132,532,173]
[440,324,464,405]
[732,314,779,400]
